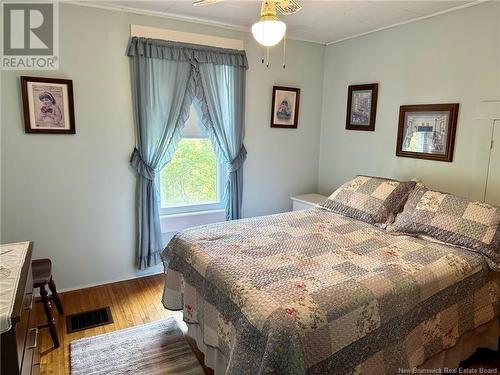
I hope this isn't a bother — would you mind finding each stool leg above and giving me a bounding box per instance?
[40,284,60,348]
[48,277,64,314]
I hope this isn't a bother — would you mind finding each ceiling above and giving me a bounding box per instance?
[85,0,478,44]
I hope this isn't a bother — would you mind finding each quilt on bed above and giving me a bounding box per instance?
[161,208,500,374]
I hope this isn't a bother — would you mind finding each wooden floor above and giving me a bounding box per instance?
[36,274,499,374]
[35,273,181,375]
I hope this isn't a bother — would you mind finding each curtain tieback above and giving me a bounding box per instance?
[229,145,247,173]
[130,148,156,180]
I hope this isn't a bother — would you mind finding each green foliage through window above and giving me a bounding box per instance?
[160,138,218,207]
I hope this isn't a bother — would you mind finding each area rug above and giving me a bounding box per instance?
[70,317,204,375]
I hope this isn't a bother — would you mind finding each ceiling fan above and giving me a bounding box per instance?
[193,0,302,47]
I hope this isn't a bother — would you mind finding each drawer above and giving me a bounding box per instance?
[32,337,40,366]
[21,344,35,375]
[21,315,38,375]
[30,303,40,367]
[16,293,33,365]
[24,264,33,298]
[32,364,40,375]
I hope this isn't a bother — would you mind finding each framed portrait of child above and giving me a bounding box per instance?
[270,86,300,129]
[21,76,76,134]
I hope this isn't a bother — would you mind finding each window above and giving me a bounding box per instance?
[160,101,224,215]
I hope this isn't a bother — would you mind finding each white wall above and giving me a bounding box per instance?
[0,3,325,291]
[318,2,500,205]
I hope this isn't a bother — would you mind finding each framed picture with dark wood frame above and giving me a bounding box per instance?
[346,83,378,131]
[271,86,300,128]
[21,76,76,134]
[396,103,459,162]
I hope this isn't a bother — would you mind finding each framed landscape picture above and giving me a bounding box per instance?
[346,83,378,131]
[271,86,300,128]
[21,76,76,134]
[396,103,459,162]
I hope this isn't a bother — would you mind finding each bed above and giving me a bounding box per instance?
[161,178,500,374]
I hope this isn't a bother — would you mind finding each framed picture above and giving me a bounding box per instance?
[396,103,459,162]
[271,86,300,128]
[21,76,76,134]
[346,83,378,131]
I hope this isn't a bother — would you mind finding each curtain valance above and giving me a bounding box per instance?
[127,37,248,69]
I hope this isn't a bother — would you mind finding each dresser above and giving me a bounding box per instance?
[1,242,39,375]
[290,193,328,211]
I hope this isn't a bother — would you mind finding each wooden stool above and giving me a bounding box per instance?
[32,259,63,348]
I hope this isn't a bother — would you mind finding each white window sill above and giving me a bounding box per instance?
[160,208,226,234]
[160,201,224,217]
[161,208,225,220]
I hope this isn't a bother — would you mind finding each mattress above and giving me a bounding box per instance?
[161,208,500,374]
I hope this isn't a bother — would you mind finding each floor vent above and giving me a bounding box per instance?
[66,306,113,333]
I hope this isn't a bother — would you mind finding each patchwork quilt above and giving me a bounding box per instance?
[161,208,500,374]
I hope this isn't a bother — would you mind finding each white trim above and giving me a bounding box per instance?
[67,0,248,32]
[131,24,244,50]
[160,206,226,233]
[326,0,488,45]
[61,1,488,47]
[61,1,326,45]
[55,271,164,294]
[290,193,328,206]
[478,100,500,120]
[161,208,225,220]
[161,203,224,216]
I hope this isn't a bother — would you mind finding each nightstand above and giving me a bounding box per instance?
[290,194,328,211]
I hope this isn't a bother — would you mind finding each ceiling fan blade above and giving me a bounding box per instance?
[193,0,224,6]
[276,0,302,15]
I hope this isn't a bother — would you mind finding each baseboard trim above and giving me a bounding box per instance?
[55,271,164,294]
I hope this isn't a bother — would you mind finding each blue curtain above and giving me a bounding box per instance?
[196,64,247,220]
[127,40,195,269]
[127,37,248,268]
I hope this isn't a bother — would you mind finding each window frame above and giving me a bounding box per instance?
[159,138,226,217]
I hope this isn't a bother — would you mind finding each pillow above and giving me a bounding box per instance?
[387,180,427,228]
[393,186,500,269]
[321,175,416,225]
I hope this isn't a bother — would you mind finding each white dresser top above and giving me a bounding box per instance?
[290,193,328,206]
[0,242,30,334]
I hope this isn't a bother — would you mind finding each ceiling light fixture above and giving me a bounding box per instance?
[252,1,286,47]
[192,0,302,68]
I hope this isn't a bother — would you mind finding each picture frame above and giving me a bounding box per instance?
[396,103,459,162]
[270,86,300,129]
[21,76,76,134]
[346,83,378,131]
